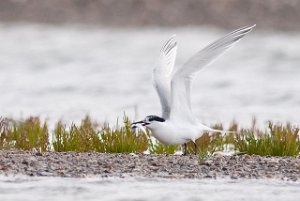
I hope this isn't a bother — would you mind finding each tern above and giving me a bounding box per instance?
[132,25,255,155]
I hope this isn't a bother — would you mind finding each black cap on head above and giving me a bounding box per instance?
[146,115,165,122]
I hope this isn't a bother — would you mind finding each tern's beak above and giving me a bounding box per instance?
[131,120,150,127]
[131,120,144,129]
[131,120,148,134]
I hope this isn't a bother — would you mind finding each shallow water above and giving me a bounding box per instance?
[0,24,299,127]
[0,176,300,201]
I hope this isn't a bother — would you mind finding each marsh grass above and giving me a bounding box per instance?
[53,116,103,152]
[52,116,148,153]
[1,116,300,156]
[0,117,13,150]
[234,120,300,156]
[0,117,49,151]
[99,116,148,153]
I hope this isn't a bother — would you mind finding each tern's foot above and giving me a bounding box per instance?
[182,143,187,156]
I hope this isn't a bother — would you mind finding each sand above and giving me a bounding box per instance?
[0,151,300,181]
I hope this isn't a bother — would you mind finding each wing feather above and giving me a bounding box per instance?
[170,25,256,122]
[153,35,177,119]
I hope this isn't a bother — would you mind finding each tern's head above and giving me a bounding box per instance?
[131,115,165,130]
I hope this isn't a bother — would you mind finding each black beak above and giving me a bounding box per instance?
[131,120,149,128]
[131,121,143,130]
[132,120,144,125]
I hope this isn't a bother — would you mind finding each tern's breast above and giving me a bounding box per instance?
[149,122,198,145]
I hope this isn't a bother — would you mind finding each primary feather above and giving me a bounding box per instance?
[153,34,177,119]
[170,25,256,122]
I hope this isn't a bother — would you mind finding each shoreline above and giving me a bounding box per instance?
[1,151,300,181]
[0,0,300,31]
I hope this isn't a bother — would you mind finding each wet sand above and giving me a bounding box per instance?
[0,151,300,181]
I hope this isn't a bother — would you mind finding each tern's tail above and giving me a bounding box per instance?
[204,128,236,137]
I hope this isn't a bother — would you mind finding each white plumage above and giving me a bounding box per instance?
[132,25,256,154]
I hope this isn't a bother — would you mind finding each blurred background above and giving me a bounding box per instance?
[0,0,299,127]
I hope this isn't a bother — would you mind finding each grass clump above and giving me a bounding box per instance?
[0,117,49,151]
[0,118,14,150]
[234,120,300,156]
[99,116,148,153]
[52,116,148,153]
[53,116,102,152]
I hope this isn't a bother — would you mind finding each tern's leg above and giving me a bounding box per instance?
[193,141,198,155]
[183,143,187,155]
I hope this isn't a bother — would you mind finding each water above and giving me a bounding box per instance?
[0,25,300,199]
[0,176,299,201]
[0,23,299,127]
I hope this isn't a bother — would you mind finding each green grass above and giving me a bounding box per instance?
[0,117,49,151]
[53,116,103,152]
[52,116,148,153]
[234,120,300,156]
[1,116,300,156]
[99,116,148,153]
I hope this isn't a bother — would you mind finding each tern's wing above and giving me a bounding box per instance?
[170,25,255,122]
[153,35,177,119]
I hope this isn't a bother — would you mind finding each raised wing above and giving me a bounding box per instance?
[153,35,177,119]
[170,25,256,122]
